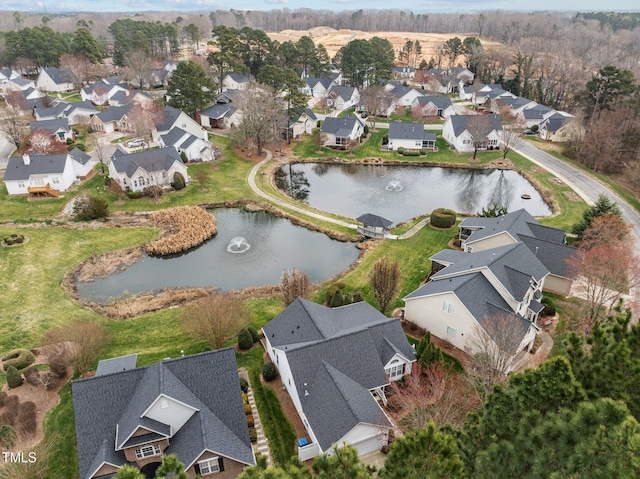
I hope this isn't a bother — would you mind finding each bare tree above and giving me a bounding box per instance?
[180,293,252,349]
[93,141,106,174]
[194,169,209,191]
[387,362,481,431]
[231,84,285,156]
[467,311,530,396]
[122,50,155,90]
[58,53,92,88]
[280,268,310,306]
[127,102,161,148]
[578,213,631,250]
[42,320,111,377]
[23,128,69,155]
[370,257,401,314]
[359,84,388,130]
[0,108,27,148]
[465,114,495,159]
[566,245,640,333]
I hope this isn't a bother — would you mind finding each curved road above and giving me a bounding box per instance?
[514,142,640,258]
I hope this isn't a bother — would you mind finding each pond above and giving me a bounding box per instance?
[275,163,551,224]
[75,208,359,304]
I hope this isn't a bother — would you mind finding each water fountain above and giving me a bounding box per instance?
[385,180,404,192]
[227,237,251,254]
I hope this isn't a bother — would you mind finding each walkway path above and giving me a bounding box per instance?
[239,368,272,465]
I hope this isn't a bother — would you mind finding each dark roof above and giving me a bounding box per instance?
[4,154,69,181]
[523,105,554,120]
[499,96,536,110]
[35,101,69,118]
[69,147,93,166]
[518,234,579,278]
[389,85,423,98]
[541,113,573,132]
[10,77,33,87]
[415,95,453,109]
[30,118,70,134]
[110,147,183,179]
[201,103,235,119]
[448,114,502,137]
[155,105,182,132]
[388,122,436,142]
[357,213,393,228]
[95,354,138,376]
[264,299,412,451]
[320,116,362,135]
[225,72,251,83]
[328,85,357,100]
[305,77,334,90]
[72,349,254,479]
[161,127,201,150]
[96,105,131,123]
[42,66,72,84]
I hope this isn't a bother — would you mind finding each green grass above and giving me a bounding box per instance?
[43,382,79,479]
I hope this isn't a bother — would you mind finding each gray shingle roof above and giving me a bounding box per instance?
[448,114,502,137]
[30,118,70,134]
[388,122,436,142]
[201,103,236,119]
[69,147,92,166]
[72,348,254,479]
[523,105,554,120]
[156,105,182,132]
[328,85,357,101]
[320,116,362,135]
[461,209,565,245]
[357,213,393,228]
[518,234,580,278]
[95,354,138,376]
[306,77,334,90]
[160,127,191,148]
[110,147,183,179]
[415,95,453,109]
[35,101,69,119]
[42,66,72,84]
[4,154,69,181]
[96,105,132,123]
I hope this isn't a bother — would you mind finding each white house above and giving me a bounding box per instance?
[283,107,317,139]
[388,85,424,108]
[442,114,503,153]
[392,66,416,79]
[263,298,415,460]
[302,77,335,98]
[90,105,134,134]
[30,118,73,142]
[200,103,242,129]
[326,86,360,110]
[387,122,436,151]
[159,127,215,162]
[4,76,35,92]
[0,68,20,86]
[539,112,580,142]
[37,67,75,93]
[411,95,456,118]
[108,147,189,193]
[221,72,252,91]
[320,116,364,147]
[81,81,128,105]
[3,148,96,196]
[64,101,99,126]
[154,105,207,141]
[403,242,548,371]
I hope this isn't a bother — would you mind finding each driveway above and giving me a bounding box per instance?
[0,134,16,170]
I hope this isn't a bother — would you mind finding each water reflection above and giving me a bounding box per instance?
[276,163,551,222]
[275,164,310,202]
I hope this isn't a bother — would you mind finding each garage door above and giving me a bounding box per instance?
[351,435,383,456]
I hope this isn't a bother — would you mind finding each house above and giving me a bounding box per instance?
[3,148,96,196]
[109,89,153,108]
[200,104,241,129]
[460,83,514,105]
[72,349,255,479]
[442,114,502,153]
[320,116,364,147]
[388,85,424,108]
[392,66,416,79]
[326,86,360,110]
[301,77,335,98]
[108,147,189,192]
[0,68,20,85]
[34,101,70,121]
[403,241,549,370]
[520,105,557,128]
[81,81,128,106]
[418,71,453,94]
[263,298,415,460]
[30,118,73,142]
[37,67,75,92]
[91,106,134,134]
[491,96,538,116]
[64,101,99,126]
[4,76,35,92]
[4,87,48,116]
[539,112,580,142]
[159,127,215,162]
[387,122,436,151]
[458,209,579,296]
[154,105,207,141]
[222,72,252,91]
[356,213,393,238]
[282,107,317,139]
[411,95,456,118]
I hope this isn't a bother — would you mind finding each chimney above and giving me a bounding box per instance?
[22,154,30,166]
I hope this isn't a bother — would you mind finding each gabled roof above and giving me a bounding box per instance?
[72,349,254,479]
[447,114,502,137]
[305,77,334,90]
[69,147,93,166]
[66,101,99,115]
[389,85,423,99]
[41,66,72,84]
[161,127,202,150]
[155,105,182,132]
[30,118,70,134]
[9,76,34,87]
[264,299,412,451]
[201,103,236,120]
[110,147,183,179]
[95,354,138,377]
[4,154,70,181]
[225,72,251,83]
[320,116,362,135]
[518,234,579,278]
[414,95,453,109]
[328,85,358,101]
[95,105,132,123]
[499,96,537,110]
[35,101,69,119]
[541,112,573,132]
[523,104,554,120]
[388,122,436,142]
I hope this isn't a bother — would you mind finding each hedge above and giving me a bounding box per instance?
[541,296,556,316]
[6,366,23,389]
[430,208,457,228]
[238,329,254,351]
[2,349,35,371]
[247,326,261,344]
[262,362,278,382]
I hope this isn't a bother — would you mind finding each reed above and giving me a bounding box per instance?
[145,206,218,256]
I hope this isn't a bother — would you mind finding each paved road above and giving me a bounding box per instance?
[0,134,15,169]
[514,141,640,258]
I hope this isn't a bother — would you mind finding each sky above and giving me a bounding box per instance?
[1,0,639,13]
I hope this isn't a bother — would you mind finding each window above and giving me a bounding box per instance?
[135,444,160,459]
[447,326,457,337]
[199,457,220,475]
[52,177,59,185]
[385,363,405,380]
[18,181,25,188]
[443,300,454,315]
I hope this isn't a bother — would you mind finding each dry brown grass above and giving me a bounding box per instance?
[145,206,218,256]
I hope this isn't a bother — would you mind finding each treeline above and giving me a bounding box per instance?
[109,19,180,66]
[575,11,640,31]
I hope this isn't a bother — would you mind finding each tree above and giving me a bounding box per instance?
[442,37,463,69]
[359,85,388,130]
[232,84,285,156]
[94,141,106,175]
[194,169,209,190]
[571,194,622,239]
[478,203,508,217]
[71,27,103,63]
[465,114,495,159]
[582,66,637,120]
[22,129,69,155]
[155,454,187,479]
[370,257,401,314]
[180,293,252,349]
[387,362,480,431]
[312,444,374,479]
[334,37,394,88]
[578,213,631,249]
[74,195,109,221]
[380,423,465,479]
[280,268,310,306]
[238,456,312,479]
[0,108,27,149]
[113,465,145,479]
[122,49,155,90]
[399,40,422,69]
[566,245,640,331]
[208,25,244,93]
[127,102,165,148]
[183,23,201,52]
[58,53,93,88]
[415,331,444,367]
[42,320,111,377]
[167,61,216,117]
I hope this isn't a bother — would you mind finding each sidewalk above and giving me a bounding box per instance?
[239,368,272,465]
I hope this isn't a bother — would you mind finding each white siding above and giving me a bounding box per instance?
[333,423,388,456]
[144,394,196,433]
